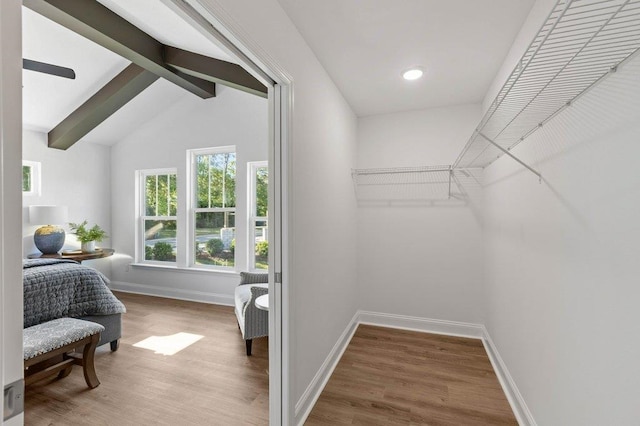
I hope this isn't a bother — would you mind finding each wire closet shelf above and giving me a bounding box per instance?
[352,165,456,201]
[353,0,640,199]
[454,0,640,171]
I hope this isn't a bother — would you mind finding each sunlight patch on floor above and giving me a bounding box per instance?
[133,332,204,356]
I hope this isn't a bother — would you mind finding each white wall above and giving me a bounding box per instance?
[197,0,359,421]
[357,104,485,323]
[483,34,640,426]
[22,129,112,275]
[109,83,267,303]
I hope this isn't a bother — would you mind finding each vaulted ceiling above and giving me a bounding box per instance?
[23,0,264,149]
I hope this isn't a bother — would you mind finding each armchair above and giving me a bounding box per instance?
[234,272,269,355]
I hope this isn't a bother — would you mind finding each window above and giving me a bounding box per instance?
[135,148,264,272]
[140,169,177,263]
[191,147,236,268]
[22,166,31,191]
[249,162,268,270]
[22,160,41,196]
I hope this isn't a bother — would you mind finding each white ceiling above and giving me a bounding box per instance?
[277,0,536,117]
[22,0,232,145]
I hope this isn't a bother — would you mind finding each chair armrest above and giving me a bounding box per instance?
[239,272,268,285]
[242,286,269,340]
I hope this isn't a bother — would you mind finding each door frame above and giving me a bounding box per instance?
[1,0,25,424]
[164,1,292,423]
[0,0,292,422]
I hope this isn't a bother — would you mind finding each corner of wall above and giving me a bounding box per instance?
[294,310,360,426]
[481,327,537,425]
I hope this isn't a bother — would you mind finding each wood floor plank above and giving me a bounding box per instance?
[305,324,517,425]
[24,292,269,425]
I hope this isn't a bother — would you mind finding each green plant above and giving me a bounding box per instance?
[153,242,174,261]
[145,245,154,260]
[69,220,108,243]
[206,238,224,256]
[255,240,268,259]
[230,239,235,255]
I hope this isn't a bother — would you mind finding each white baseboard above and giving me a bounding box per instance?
[482,327,536,426]
[108,282,535,425]
[358,310,485,339]
[294,310,536,426]
[109,281,234,306]
[294,310,360,426]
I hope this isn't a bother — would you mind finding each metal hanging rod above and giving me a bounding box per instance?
[454,0,640,171]
[352,165,455,200]
[352,165,451,176]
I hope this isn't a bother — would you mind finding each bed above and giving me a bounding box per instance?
[23,258,126,351]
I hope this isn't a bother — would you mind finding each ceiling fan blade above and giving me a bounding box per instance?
[23,59,76,79]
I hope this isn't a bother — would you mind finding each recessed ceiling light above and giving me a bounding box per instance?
[402,67,424,81]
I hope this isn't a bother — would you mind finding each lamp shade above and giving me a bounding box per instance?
[29,205,68,225]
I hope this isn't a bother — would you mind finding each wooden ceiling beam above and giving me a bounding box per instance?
[23,0,217,99]
[48,64,159,150]
[163,46,267,98]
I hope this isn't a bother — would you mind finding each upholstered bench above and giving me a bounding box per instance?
[23,318,104,389]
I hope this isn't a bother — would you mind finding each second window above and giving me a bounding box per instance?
[192,147,236,268]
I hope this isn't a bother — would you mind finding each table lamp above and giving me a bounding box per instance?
[29,205,68,254]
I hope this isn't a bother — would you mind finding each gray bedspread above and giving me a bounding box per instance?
[23,258,126,328]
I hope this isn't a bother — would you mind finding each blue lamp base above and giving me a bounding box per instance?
[34,225,65,254]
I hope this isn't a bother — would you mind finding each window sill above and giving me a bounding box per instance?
[130,263,239,276]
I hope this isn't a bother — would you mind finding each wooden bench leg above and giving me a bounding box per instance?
[25,358,75,386]
[24,319,104,389]
[57,360,73,380]
[82,334,100,389]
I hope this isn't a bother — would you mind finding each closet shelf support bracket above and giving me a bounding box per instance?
[478,132,541,182]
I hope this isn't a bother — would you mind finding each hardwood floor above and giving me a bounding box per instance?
[25,295,515,425]
[24,292,269,426]
[306,325,517,425]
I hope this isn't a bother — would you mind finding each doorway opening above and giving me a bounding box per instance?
[15,0,290,423]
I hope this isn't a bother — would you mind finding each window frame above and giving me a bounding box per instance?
[248,161,268,271]
[188,146,237,270]
[137,168,178,265]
